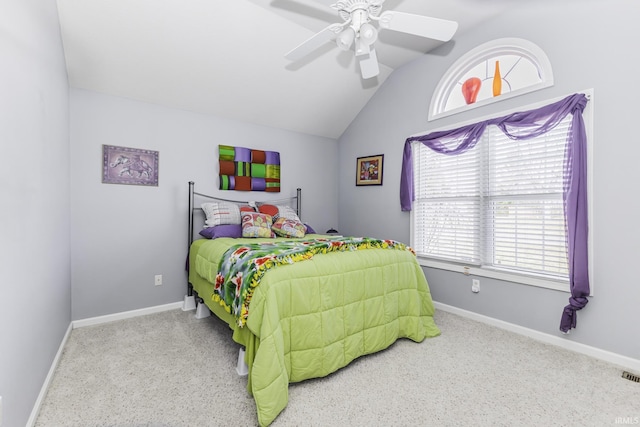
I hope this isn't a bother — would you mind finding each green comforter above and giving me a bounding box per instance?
[193,235,440,426]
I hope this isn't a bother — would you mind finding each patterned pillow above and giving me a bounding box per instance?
[241,212,275,238]
[258,204,280,220]
[201,202,241,226]
[272,217,306,238]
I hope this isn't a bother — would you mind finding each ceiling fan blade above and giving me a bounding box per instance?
[285,23,345,62]
[378,11,458,41]
[359,47,380,79]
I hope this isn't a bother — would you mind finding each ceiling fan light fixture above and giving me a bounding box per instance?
[336,27,355,51]
[359,22,378,46]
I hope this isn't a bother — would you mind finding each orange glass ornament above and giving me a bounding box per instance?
[493,60,502,97]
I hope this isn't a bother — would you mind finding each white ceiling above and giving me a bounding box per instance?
[56,0,512,139]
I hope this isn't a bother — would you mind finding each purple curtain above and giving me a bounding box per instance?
[400,93,589,333]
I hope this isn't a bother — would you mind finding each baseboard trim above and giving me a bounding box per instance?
[434,301,640,373]
[26,322,73,427]
[72,301,183,329]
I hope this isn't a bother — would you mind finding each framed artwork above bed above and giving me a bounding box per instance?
[219,145,280,192]
[356,154,383,186]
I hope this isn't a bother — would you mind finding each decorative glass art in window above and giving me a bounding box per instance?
[429,38,554,121]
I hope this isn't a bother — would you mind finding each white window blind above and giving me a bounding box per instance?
[413,116,571,281]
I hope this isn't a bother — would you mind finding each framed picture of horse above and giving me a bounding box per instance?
[102,145,159,186]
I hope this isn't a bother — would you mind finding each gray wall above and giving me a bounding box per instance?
[338,0,640,361]
[70,89,338,320]
[0,1,71,426]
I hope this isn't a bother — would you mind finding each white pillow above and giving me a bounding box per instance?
[277,205,301,222]
[201,202,241,227]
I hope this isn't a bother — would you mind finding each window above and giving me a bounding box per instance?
[411,93,593,292]
[429,38,554,121]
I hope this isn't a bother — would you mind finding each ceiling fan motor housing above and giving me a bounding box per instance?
[332,0,382,25]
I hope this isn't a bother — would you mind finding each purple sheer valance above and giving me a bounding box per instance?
[400,93,590,333]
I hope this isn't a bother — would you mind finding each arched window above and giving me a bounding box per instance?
[429,38,553,121]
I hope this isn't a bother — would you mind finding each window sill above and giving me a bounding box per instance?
[416,257,570,293]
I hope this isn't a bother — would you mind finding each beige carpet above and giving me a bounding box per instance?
[34,308,640,426]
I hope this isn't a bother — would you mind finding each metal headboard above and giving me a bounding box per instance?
[187,181,301,250]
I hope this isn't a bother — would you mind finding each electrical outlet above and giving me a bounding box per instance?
[471,279,480,293]
[154,275,162,286]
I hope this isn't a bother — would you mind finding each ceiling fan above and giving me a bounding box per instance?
[284,0,459,79]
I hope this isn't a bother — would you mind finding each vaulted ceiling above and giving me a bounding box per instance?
[56,0,512,139]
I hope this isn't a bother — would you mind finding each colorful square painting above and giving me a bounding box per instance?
[102,145,159,186]
[219,145,280,192]
[356,154,383,186]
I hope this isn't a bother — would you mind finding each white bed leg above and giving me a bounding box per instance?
[182,295,196,311]
[195,302,211,319]
[236,347,249,376]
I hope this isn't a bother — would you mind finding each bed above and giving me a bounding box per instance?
[185,181,440,426]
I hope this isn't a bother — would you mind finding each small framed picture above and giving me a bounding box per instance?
[102,145,159,186]
[356,154,383,186]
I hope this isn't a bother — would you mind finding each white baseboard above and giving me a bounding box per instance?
[26,323,73,427]
[72,301,183,329]
[434,301,640,373]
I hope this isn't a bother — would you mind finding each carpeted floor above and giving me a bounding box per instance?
[34,308,640,426]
